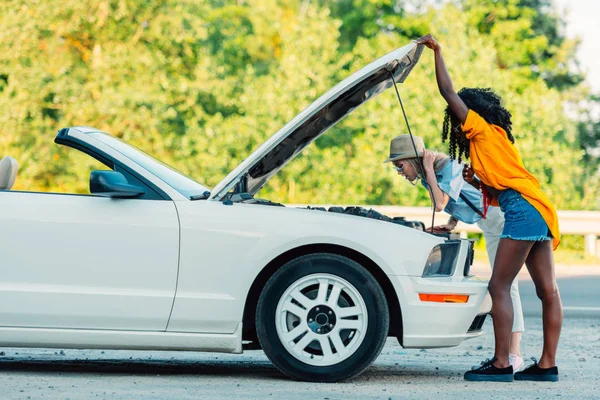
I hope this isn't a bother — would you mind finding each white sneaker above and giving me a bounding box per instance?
[509,353,524,372]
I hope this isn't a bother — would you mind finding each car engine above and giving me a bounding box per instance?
[227,193,452,236]
[303,205,426,231]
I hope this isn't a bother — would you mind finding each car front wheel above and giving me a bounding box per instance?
[256,253,389,382]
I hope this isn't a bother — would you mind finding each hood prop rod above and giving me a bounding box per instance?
[388,69,436,234]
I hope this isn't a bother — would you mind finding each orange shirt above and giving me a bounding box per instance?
[461,110,560,250]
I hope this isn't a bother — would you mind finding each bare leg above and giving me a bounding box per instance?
[510,332,522,356]
[488,238,533,368]
[524,240,562,368]
[508,278,523,356]
[480,209,524,358]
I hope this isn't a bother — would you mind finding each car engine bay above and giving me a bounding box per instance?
[224,192,466,237]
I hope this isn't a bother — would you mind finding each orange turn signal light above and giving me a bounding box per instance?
[418,293,469,303]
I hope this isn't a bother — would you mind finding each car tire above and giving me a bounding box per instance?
[256,253,389,382]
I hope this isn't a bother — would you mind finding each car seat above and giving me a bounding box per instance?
[0,156,19,190]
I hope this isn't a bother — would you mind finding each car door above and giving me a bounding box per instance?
[0,189,180,331]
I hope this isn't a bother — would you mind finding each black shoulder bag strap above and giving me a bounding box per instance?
[459,192,485,218]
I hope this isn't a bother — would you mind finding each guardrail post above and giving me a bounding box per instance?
[584,234,598,258]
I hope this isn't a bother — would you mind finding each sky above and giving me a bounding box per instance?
[554,0,600,93]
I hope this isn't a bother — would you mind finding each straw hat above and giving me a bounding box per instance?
[383,134,425,163]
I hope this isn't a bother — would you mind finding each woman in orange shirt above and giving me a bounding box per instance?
[416,34,562,383]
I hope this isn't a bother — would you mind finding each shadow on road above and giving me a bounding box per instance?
[0,357,454,381]
[0,358,283,378]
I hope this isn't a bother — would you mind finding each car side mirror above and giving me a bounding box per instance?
[90,170,146,198]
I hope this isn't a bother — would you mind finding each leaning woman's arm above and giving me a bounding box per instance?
[424,167,450,212]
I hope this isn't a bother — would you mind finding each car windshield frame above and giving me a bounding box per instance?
[89,132,210,199]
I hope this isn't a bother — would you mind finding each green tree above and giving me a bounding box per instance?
[0,0,596,210]
[463,0,584,90]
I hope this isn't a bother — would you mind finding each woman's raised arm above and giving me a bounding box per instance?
[416,34,469,124]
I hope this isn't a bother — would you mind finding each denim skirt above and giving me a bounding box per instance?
[497,189,552,241]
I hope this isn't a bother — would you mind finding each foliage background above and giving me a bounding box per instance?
[1,0,598,211]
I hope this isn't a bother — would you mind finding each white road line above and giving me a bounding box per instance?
[563,306,600,311]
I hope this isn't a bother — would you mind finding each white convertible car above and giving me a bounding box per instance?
[0,42,491,382]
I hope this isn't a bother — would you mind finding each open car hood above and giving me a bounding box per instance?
[209,42,424,201]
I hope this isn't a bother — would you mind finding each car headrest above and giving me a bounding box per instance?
[0,156,19,190]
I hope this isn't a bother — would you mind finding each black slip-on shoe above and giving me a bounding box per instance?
[464,357,514,382]
[514,359,559,382]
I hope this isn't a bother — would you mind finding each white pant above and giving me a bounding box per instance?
[476,206,525,333]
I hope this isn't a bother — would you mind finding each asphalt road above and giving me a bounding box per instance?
[1,271,599,400]
[520,275,600,318]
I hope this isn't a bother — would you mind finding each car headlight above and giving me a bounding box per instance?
[422,242,461,277]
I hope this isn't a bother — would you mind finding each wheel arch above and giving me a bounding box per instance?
[242,243,403,346]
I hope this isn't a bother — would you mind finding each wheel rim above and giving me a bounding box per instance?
[275,273,368,367]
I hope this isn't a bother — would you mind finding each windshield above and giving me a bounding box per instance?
[89,132,210,199]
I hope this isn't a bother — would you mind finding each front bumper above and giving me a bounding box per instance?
[395,274,491,348]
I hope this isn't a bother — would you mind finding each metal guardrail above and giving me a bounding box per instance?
[291,205,600,258]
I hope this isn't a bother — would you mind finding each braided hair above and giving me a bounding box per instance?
[442,87,514,162]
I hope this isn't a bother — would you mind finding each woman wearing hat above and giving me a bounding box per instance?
[384,134,525,372]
